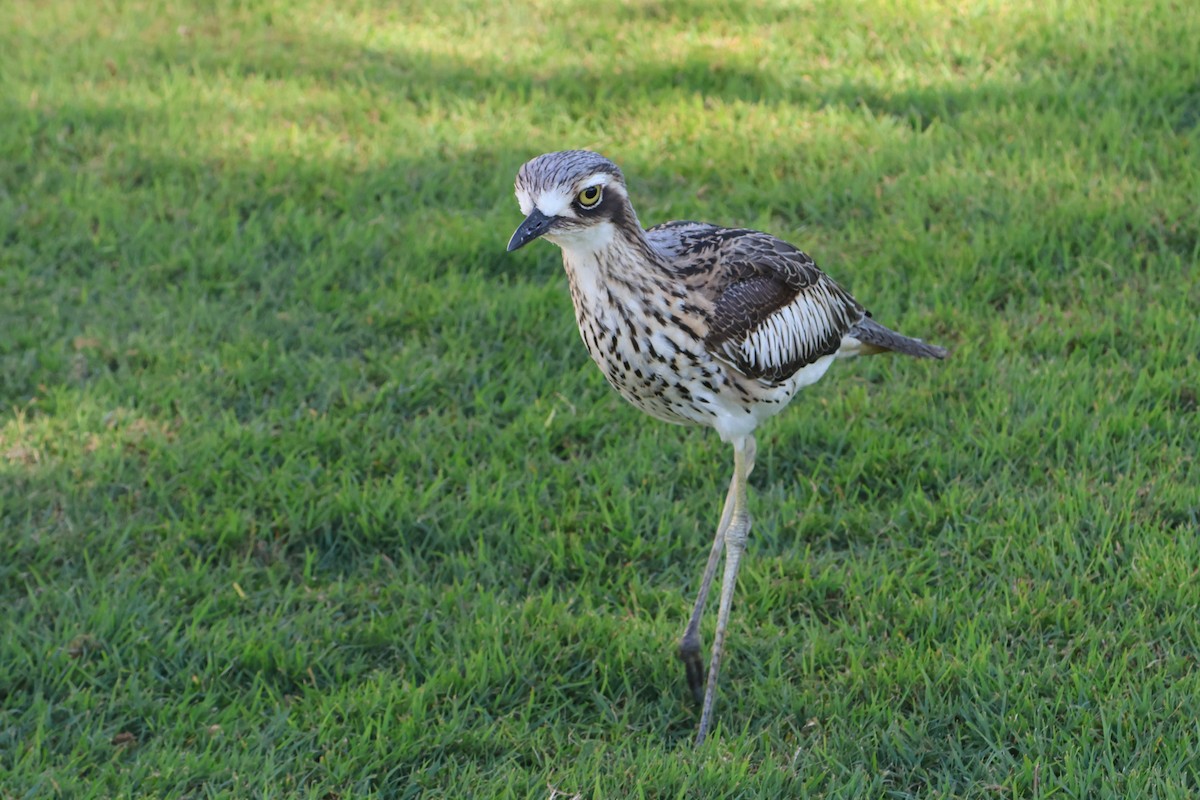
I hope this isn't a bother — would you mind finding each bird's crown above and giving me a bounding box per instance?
[515,150,624,196]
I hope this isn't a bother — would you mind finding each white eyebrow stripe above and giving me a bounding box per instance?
[578,172,614,189]
[534,187,575,217]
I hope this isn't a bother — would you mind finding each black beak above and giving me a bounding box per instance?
[507,208,556,252]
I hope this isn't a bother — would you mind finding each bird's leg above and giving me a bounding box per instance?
[677,471,738,703]
[695,434,756,747]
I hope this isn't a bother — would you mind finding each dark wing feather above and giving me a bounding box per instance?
[648,222,946,371]
[700,229,865,382]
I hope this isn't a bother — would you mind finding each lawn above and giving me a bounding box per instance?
[2,0,1199,796]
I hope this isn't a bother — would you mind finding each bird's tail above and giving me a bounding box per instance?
[848,316,948,359]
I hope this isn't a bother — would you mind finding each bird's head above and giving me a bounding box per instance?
[507,150,637,253]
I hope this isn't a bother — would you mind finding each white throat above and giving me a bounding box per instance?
[545,220,618,255]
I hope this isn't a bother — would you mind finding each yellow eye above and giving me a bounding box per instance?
[578,185,602,207]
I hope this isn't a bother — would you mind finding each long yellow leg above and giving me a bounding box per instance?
[677,471,738,702]
[694,434,756,746]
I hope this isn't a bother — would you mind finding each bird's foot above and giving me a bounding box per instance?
[677,633,706,704]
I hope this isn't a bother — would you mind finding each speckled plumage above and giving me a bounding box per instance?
[511,151,943,442]
[507,150,946,745]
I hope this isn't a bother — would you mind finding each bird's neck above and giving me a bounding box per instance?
[559,221,676,328]
[559,224,666,310]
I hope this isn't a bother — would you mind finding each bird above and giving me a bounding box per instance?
[506,150,946,746]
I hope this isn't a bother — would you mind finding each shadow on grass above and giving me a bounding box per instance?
[145,2,1200,128]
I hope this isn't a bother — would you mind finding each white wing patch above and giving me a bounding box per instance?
[726,285,842,376]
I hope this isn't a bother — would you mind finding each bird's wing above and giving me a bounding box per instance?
[680,227,866,383]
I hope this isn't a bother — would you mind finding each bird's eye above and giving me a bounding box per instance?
[577,185,602,207]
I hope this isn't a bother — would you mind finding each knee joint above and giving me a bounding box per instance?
[723,513,751,548]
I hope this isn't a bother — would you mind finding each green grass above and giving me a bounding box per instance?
[2,0,1199,796]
